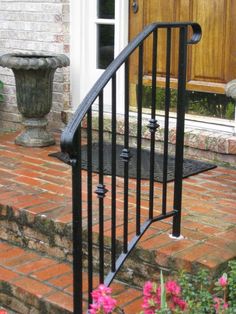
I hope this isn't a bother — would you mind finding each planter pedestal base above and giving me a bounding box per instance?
[15,118,55,147]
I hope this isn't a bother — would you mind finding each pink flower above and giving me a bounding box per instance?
[164,281,187,311]
[142,296,159,312]
[91,284,112,303]
[142,281,161,314]
[218,275,227,288]
[165,280,181,296]
[214,297,221,311]
[100,295,117,313]
[89,303,101,314]
[223,302,229,309]
[90,284,117,314]
[143,281,154,297]
[89,296,117,314]
[213,297,228,313]
[177,298,187,311]
[0,310,8,314]
[172,296,187,311]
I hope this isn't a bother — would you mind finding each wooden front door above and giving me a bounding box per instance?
[129,0,236,95]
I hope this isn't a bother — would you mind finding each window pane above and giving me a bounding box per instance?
[98,0,115,19]
[97,24,114,69]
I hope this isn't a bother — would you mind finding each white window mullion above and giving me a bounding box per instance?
[96,19,115,25]
[71,0,129,111]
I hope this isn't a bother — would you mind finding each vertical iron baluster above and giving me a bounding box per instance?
[121,60,130,254]
[72,127,82,314]
[162,27,172,215]
[96,91,105,282]
[148,29,158,220]
[111,74,117,271]
[136,43,143,235]
[172,27,188,237]
[87,109,93,304]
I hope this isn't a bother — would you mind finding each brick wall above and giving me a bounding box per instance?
[0,0,70,131]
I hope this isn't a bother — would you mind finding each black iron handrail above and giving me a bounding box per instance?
[61,22,201,154]
[61,22,201,314]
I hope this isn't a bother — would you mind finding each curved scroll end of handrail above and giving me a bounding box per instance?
[188,23,202,45]
[60,129,74,156]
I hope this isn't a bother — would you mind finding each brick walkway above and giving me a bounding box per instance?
[0,240,142,313]
[0,131,235,313]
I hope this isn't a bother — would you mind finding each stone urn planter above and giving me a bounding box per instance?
[0,52,69,147]
[225,80,236,134]
[226,80,236,101]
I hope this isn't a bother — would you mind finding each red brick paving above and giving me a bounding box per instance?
[0,240,142,313]
[15,258,58,275]
[0,131,236,312]
[0,265,20,282]
[32,263,71,281]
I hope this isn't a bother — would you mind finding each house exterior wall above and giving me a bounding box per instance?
[0,0,71,131]
[0,0,235,140]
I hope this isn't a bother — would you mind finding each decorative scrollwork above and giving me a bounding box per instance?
[95,184,108,198]
[147,119,160,133]
[120,148,132,163]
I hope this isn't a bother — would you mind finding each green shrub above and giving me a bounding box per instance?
[141,85,235,120]
[228,260,236,311]
[89,260,236,313]
[178,268,214,313]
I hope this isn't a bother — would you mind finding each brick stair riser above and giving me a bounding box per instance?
[0,287,71,314]
[183,145,236,167]
[83,129,236,170]
[0,206,169,286]
[0,205,225,289]
[79,113,236,166]
[0,205,73,262]
[0,209,158,287]
[0,204,165,285]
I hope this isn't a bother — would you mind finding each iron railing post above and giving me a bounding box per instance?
[162,27,172,215]
[148,28,158,220]
[136,42,144,236]
[121,60,131,254]
[71,127,83,313]
[111,74,117,271]
[172,26,188,237]
[87,108,93,305]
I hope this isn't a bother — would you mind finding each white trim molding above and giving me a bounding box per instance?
[70,0,129,111]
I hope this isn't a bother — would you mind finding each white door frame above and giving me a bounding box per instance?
[70,0,129,113]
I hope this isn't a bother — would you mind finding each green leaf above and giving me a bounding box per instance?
[160,270,167,310]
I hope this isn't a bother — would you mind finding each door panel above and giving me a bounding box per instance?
[145,0,179,77]
[228,0,236,79]
[129,0,236,94]
[191,0,227,82]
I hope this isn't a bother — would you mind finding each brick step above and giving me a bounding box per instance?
[1,202,235,288]
[0,131,235,288]
[0,203,177,286]
[0,240,143,314]
[0,187,236,289]
[64,110,236,166]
